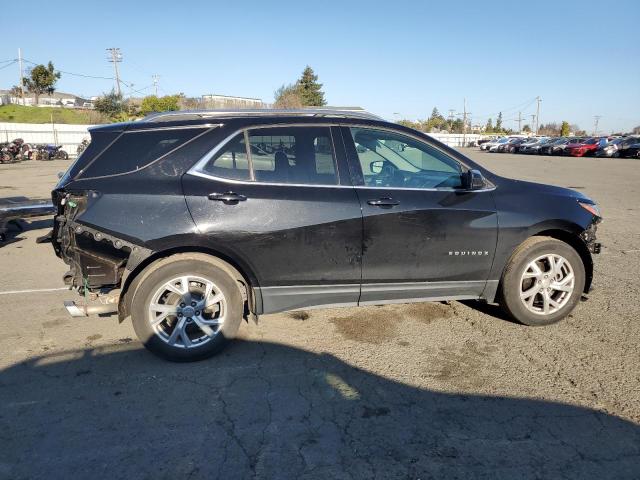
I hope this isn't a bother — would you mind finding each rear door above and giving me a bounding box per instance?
[183,124,363,314]
[341,126,498,304]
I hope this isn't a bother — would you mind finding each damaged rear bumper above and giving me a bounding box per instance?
[52,191,152,292]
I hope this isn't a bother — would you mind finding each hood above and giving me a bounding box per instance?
[500,177,594,203]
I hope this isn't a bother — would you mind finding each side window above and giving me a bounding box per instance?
[248,127,338,185]
[80,128,202,178]
[200,133,250,180]
[350,128,463,189]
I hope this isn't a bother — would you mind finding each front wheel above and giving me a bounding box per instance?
[130,254,244,361]
[55,150,69,160]
[499,237,585,326]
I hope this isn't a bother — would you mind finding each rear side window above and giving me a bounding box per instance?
[200,134,250,180]
[248,127,337,185]
[195,126,338,185]
[79,128,203,178]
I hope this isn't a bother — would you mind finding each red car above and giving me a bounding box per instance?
[564,137,603,157]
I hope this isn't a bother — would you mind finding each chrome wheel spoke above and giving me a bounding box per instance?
[520,285,538,300]
[542,291,550,314]
[168,318,189,346]
[205,292,224,309]
[193,317,216,337]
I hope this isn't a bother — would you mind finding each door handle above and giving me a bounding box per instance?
[207,192,247,203]
[367,197,400,207]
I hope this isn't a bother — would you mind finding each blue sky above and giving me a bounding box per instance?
[1,0,638,132]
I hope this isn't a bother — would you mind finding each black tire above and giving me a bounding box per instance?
[499,236,585,326]
[130,253,244,361]
[56,150,69,160]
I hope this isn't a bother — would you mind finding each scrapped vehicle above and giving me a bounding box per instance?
[595,136,639,157]
[565,137,602,157]
[497,137,528,153]
[519,137,551,154]
[479,137,503,150]
[539,137,570,156]
[488,137,511,152]
[618,141,640,158]
[51,109,602,361]
[0,197,55,242]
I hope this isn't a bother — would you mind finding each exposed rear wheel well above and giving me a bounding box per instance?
[118,247,258,323]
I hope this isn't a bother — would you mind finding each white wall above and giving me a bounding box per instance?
[0,122,486,155]
[0,122,93,157]
[427,133,484,148]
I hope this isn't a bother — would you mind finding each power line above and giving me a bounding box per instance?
[22,59,115,80]
[0,60,16,71]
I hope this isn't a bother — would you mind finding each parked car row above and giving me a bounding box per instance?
[479,135,640,158]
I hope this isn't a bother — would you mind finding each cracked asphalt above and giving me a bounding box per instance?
[0,152,639,479]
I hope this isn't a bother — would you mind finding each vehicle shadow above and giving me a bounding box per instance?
[1,340,638,479]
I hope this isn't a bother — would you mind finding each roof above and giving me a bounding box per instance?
[141,108,383,123]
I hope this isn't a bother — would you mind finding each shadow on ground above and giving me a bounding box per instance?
[1,340,638,479]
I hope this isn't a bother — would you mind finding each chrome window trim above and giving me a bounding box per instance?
[125,123,222,133]
[189,123,343,187]
[188,122,495,193]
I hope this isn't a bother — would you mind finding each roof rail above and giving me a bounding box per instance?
[142,108,384,123]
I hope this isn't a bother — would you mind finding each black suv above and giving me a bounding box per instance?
[52,109,601,361]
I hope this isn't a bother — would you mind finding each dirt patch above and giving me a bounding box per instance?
[329,306,401,344]
[401,302,454,324]
[42,318,69,328]
[289,311,310,321]
[86,334,102,342]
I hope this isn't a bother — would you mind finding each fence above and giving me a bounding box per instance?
[1,122,486,157]
[427,133,484,148]
[0,122,93,158]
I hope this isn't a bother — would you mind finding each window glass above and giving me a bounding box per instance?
[350,128,463,189]
[80,128,202,178]
[248,127,337,185]
[201,133,250,180]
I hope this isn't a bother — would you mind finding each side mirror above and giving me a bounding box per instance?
[57,172,64,179]
[464,169,486,190]
[370,160,384,174]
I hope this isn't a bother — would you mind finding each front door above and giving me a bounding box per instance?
[341,126,497,304]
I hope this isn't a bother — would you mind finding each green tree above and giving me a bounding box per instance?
[522,124,531,133]
[485,118,493,133]
[429,107,444,121]
[274,84,304,108]
[139,95,181,115]
[94,90,125,119]
[495,112,503,132]
[560,121,570,136]
[23,61,60,103]
[296,66,326,106]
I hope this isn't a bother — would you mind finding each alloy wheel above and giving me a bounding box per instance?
[519,254,575,315]
[148,275,226,348]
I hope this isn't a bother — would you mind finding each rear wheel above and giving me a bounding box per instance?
[499,237,585,326]
[130,254,244,361]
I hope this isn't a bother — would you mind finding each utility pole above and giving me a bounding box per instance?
[448,109,455,132]
[106,48,122,97]
[462,98,467,148]
[516,111,523,133]
[535,96,542,135]
[530,114,536,135]
[152,74,160,96]
[18,48,25,105]
[593,115,602,136]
